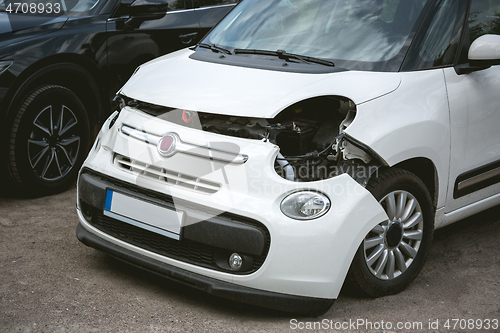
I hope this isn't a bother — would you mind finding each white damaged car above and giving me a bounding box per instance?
[76,0,500,315]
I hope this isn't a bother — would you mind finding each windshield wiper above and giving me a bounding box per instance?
[233,49,335,67]
[197,43,232,55]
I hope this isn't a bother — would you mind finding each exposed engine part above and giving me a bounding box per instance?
[341,140,372,164]
[277,152,295,181]
[127,96,382,185]
[339,110,356,133]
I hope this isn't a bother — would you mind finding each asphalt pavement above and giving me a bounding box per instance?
[1,184,499,332]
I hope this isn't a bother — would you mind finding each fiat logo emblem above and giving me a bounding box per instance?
[157,133,178,156]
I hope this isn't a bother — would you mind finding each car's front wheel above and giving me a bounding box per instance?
[347,168,434,297]
[6,85,90,195]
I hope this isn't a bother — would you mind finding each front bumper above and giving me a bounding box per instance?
[77,223,334,316]
[78,169,270,274]
[76,106,387,312]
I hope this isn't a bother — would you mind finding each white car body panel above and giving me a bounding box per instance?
[119,49,401,118]
[442,66,500,213]
[345,69,451,219]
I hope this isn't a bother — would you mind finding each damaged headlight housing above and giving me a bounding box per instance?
[281,191,330,220]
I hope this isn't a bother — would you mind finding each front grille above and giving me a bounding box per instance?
[92,209,213,265]
[81,169,270,274]
[114,154,221,194]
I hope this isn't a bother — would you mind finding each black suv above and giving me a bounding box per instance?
[0,0,237,195]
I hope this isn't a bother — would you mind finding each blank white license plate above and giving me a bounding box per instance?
[104,189,183,240]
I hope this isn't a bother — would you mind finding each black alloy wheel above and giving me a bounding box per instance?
[7,85,90,195]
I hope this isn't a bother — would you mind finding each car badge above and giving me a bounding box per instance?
[182,110,195,123]
[158,133,177,156]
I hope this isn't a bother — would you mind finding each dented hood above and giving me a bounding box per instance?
[119,49,401,118]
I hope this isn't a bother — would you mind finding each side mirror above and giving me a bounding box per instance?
[469,34,500,67]
[124,0,168,30]
[455,34,500,75]
[129,0,169,16]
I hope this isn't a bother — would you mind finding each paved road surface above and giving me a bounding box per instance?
[1,185,499,332]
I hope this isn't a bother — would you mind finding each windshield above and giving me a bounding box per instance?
[203,0,430,71]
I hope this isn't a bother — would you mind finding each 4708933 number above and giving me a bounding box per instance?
[444,319,498,330]
[5,2,62,14]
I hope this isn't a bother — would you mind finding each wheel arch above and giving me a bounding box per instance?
[4,54,108,137]
[392,157,439,210]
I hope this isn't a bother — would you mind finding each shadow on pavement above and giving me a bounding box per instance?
[0,179,77,199]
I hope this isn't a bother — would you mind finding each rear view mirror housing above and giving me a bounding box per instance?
[129,0,169,16]
[124,0,168,30]
[468,34,500,67]
[455,34,500,74]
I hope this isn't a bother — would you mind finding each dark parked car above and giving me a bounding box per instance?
[0,0,237,195]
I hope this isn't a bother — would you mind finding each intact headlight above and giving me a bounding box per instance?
[280,191,330,220]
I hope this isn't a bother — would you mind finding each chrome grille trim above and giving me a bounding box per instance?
[121,125,248,164]
[114,154,221,194]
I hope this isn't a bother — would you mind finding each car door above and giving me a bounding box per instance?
[105,0,201,96]
[443,0,500,212]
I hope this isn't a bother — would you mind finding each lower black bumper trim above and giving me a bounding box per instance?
[77,223,334,316]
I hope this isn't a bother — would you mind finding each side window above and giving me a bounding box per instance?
[401,0,468,71]
[193,0,239,8]
[418,0,459,64]
[469,0,500,42]
[115,0,187,16]
[167,0,187,10]
[114,0,135,17]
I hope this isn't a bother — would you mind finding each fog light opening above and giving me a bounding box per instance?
[80,201,93,222]
[229,253,243,270]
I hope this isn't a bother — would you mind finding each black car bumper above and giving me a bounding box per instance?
[77,222,335,316]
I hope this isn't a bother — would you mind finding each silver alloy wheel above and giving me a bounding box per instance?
[363,190,424,280]
[27,105,80,181]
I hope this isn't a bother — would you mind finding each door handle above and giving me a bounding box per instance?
[179,32,198,44]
